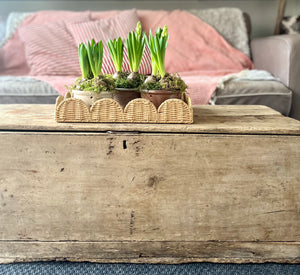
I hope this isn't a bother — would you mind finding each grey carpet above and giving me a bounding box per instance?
[1,262,300,275]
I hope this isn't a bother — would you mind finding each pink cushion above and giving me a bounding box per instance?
[0,32,30,76]
[0,11,93,76]
[68,9,152,75]
[18,12,90,76]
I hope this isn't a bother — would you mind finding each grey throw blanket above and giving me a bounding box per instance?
[0,76,58,96]
[188,8,250,57]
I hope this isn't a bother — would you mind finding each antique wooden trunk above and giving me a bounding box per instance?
[0,104,299,263]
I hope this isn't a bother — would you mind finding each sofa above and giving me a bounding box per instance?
[251,34,300,120]
[0,8,299,120]
[214,32,300,120]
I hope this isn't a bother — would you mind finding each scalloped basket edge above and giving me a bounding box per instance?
[55,92,193,124]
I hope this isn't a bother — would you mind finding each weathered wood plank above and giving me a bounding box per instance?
[1,104,299,263]
[0,241,299,264]
[0,104,299,135]
[1,132,299,243]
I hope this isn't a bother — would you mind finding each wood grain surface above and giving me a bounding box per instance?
[1,241,299,264]
[0,129,299,263]
[0,104,300,135]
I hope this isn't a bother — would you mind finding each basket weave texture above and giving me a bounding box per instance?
[55,92,193,124]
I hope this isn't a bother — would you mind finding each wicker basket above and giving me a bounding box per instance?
[55,92,193,124]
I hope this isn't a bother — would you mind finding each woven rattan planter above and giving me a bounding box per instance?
[55,92,193,124]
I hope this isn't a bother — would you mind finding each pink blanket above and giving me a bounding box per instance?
[0,10,253,105]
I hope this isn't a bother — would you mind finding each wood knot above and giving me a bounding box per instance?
[147,176,163,188]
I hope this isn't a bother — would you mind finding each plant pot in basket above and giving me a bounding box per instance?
[141,25,188,108]
[140,89,182,109]
[113,88,141,109]
[72,89,114,107]
[107,23,145,109]
[68,39,116,107]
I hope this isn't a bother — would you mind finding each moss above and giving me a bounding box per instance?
[66,75,115,93]
[140,81,162,91]
[160,73,188,92]
[114,72,146,89]
[140,73,188,92]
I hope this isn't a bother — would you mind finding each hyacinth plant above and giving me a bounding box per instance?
[142,25,187,93]
[68,39,115,94]
[86,39,103,78]
[107,37,124,79]
[123,21,146,87]
[106,22,146,89]
[126,22,145,78]
[78,42,92,79]
[107,36,133,88]
[147,26,168,79]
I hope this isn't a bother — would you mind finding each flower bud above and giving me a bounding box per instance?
[136,21,142,38]
[162,25,168,37]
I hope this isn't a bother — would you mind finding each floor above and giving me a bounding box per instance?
[0,262,300,275]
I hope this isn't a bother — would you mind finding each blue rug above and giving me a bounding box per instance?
[1,262,300,275]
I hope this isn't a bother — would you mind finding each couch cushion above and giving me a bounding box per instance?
[212,80,292,116]
[18,12,90,76]
[0,76,59,104]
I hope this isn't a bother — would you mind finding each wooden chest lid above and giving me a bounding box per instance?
[0,104,300,135]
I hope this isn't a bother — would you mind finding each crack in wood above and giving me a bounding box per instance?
[264,210,287,214]
[130,211,135,235]
[0,240,299,243]
[26,170,38,173]
[107,138,115,155]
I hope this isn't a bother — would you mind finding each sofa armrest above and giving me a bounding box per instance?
[251,35,300,120]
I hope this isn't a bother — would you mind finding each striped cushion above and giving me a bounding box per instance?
[18,13,90,76]
[68,9,152,75]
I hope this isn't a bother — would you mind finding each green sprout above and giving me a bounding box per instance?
[78,43,92,79]
[107,37,124,73]
[146,25,169,78]
[146,30,158,76]
[126,21,146,73]
[86,39,103,78]
[78,39,103,79]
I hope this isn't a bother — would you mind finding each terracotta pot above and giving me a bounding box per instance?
[141,90,182,108]
[113,88,141,109]
[72,90,114,107]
